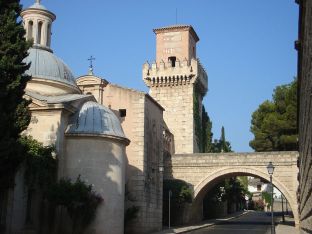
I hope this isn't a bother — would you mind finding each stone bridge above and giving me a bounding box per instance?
[164,151,299,226]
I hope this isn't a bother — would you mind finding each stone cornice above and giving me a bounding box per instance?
[65,133,130,146]
[153,25,199,42]
[21,8,56,21]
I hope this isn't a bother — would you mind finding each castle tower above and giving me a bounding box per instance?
[143,25,208,153]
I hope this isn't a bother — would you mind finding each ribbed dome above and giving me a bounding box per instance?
[66,101,127,140]
[24,48,78,89]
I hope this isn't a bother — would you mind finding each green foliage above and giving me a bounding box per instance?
[19,136,57,193]
[211,126,232,153]
[193,89,203,152]
[262,191,272,208]
[47,176,103,232]
[250,78,298,151]
[163,179,193,205]
[163,179,193,226]
[0,0,32,188]
[237,176,248,191]
[223,177,246,204]
[202,106,213,153]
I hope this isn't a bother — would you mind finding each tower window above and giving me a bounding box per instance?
[27,21,33,41]
[168,56,176,67]
[38,21,43,44]
[119,109,126,117]
[47,23,51,47]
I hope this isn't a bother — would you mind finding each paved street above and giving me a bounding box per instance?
[187,211,272,234]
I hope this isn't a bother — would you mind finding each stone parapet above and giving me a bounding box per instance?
[142,58,207,94]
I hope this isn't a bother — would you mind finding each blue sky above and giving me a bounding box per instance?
[21,0,299,152]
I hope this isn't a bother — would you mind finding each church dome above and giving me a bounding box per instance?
[24,48,77,88]
[66,101,129,142]
[21,1,80,96]
[23,48,80,95]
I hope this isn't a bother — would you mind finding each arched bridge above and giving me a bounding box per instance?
[164,151,299,226]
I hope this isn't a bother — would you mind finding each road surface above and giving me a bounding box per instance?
[187,211,272,234]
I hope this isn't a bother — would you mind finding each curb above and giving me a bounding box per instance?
[153,210,249,234]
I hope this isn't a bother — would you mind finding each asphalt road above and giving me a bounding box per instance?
[187,211,273,234]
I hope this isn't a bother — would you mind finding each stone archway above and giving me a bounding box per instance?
[165,152,299,226]
[193,167,299,226]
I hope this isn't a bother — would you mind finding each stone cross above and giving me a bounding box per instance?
[88,56,95,69]
[88,56,95,75]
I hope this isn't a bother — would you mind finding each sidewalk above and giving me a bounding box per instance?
[275,215,299,234]
[152,210,248,234]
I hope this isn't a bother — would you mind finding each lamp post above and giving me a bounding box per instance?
[267,162,275,234]
[168,190,172,229]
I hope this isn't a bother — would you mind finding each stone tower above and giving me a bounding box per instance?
[143,25,208,153]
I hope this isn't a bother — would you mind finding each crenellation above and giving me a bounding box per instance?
[143,58,207,93]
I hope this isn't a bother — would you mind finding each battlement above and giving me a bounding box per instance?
[142,58,208,94]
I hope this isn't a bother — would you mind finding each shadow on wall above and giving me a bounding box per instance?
[124,164,143,234]
[1,110,66,234]
[162,152,194,227]
[61,133,127,234]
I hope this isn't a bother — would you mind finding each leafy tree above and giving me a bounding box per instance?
[0,0,31,188]
[19,136,57,193]
[163,179,193,225]
[47,176,103,234]
[250,79,298,151]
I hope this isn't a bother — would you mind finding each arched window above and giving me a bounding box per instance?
[27,21,33,41]
[47,23,51,47]
[38,21,43,44]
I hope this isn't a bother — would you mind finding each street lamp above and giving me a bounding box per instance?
[267,162,275,234]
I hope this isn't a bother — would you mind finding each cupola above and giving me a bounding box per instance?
[21,0,56,52]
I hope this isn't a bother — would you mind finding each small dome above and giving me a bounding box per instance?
[24,48,78,89]
[66,101,128,140]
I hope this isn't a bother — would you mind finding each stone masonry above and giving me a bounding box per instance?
[164,151,299,226]
[297,0,312,233]
[143,25,208,154]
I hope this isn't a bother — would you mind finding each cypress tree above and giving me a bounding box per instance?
[0,0,31,188]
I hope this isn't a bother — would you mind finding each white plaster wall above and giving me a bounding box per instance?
[64,136,126,234]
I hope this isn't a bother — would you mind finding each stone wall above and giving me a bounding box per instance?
[297,0,312,233]
[64,137,126,234]
[150,84,195,154]
[143,58,208,154]
[101,84,164,233]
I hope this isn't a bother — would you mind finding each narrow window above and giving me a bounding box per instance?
[119,109,126,117]
[168,56,176,67]
[27,21,33,41]
[38,21,43,44]
[47,23,51,47]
